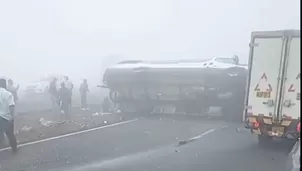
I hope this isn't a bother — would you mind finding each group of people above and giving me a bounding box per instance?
[0,76,91,153]
[49,77,90,119]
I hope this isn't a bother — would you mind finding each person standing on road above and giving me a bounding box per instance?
[7,79,19,115]
[49,78,59,114]
[79,79,89,111]
[7,79,19,104]
[102,97,111,113]
[58,83,71,119]
[0,78,18,153]
[64,76,73,109]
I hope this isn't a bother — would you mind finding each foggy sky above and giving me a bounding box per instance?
[0,0,300,86]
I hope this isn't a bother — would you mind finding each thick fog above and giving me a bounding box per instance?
[0,0,300,86]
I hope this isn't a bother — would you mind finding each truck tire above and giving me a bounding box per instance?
[258,135,272,147]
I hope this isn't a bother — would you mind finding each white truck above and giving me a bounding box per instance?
[244,30,300,145]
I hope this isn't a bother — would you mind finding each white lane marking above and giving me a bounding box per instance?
[60,129,218,171]
[70,145,172,171]
[187,129,216,141]
[0,119,138,152]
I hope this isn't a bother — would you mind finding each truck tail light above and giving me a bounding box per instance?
[297,122,300,132]
[253,121,260,128]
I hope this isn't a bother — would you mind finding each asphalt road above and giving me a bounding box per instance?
[0,114,293,171]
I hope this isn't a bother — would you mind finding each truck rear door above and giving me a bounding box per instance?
[245,31,286,120]
[279,33,300,120]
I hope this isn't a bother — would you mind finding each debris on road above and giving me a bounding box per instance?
[178,140,189,146]
[236,128,241,133]
[80,124,88,129]
[6,106,135,147]
[39,118,53,127]
[101,112,111,115]
[92,112,99,116]
[20,125,33,132]
[220,125,228,129]
[92,112,111,116]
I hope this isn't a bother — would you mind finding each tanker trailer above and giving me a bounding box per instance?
[103,57,247,119]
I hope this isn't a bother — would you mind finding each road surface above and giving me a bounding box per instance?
[0,114,293,171]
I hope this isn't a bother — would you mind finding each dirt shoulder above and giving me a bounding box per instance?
[0,105,135,148]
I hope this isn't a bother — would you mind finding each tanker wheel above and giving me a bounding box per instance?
[221,101,236,119]
[225,106,243,122]
[221,96,244,122]
[200,105,210,115]
[119,103,137,114]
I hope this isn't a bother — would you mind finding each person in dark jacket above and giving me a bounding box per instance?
[79,79,89,110]
[102,97,111,113]
[49,78,59,114]
[58,83,71,119]
[64,76,73,109]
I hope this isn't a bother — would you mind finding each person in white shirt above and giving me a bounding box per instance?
[0,78,18,152]
[64,76,73,90]
[64,76,73,109]
[7,79,19,104]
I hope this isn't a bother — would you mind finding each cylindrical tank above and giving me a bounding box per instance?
[103,60,247,116]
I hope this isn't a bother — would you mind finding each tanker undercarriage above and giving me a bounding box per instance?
[109,85,241,118]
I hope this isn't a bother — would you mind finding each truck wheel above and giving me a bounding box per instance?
[258,135,272,147]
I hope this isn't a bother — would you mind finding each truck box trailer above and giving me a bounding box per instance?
[244,30,300,144]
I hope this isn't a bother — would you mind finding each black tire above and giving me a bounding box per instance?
[258,135,272,147]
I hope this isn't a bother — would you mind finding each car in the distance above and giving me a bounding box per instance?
[24,75,67,94]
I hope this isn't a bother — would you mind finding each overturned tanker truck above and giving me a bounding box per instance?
[102,56,248,119]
